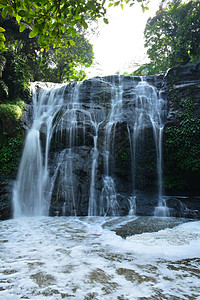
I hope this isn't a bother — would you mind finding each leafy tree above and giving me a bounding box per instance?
[142,0,200,75]
[32,33,94,82]
[0,12,94,100]
[0,0,149,53]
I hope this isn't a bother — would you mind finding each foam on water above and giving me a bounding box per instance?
[0,217,200,299]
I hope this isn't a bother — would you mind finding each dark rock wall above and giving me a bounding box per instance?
[163,64,200,197]
[0,176,13,220]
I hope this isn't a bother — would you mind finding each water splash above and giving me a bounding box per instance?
[128,195,136,215]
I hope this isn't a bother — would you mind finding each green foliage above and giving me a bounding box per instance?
[0,0,148,52]
[141,0,200,75]
[0,136,24,174]
[2,49,32,101]
[164,96,200,192]
[32,33,94,82]
[0,97,25,174]
[0,14,94,96]
[0,98,25,136]
[0,98,24,119]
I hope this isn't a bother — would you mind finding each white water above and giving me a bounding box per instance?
[127,79,168,215]
[135,80,164,190]
[100,176,119,216]
[0,217,200,300]
[13,83,66,217]
[88,123,100,216]
[100,76,124,214]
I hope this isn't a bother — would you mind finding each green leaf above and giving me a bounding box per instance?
[71,28,76,37]
[108,3,113,7]
[68,39,75,46]
[103,18,109,24]
[18,10,28,17]
[142,5,149,13]
[82,22,88,29]
[2,7,8,18]
[120,3,124,9]
[114,1,120,7]
[19,23,26,32]
[0,33,5,41]
[16,15,22,22]
[29,27,39,38]
[0,27,5,33]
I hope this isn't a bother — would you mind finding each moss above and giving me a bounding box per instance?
[0,98,25,174]
[0,135,24,174]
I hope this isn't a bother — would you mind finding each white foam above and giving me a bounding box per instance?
[0,217,199,299]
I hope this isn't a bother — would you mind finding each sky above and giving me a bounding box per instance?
[86,0,162,77]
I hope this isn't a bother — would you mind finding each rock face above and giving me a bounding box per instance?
[0,176,13,220]
[164,64,200,121]
[0,64,200,220]
[163,64,200,199]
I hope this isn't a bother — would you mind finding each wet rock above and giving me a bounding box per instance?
[0,176,14,220]
[105,216,192,238]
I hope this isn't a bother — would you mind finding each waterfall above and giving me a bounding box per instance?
[13,75,168,218]
[13,82,66,217]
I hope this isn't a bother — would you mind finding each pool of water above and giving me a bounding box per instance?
[0,216,200,299]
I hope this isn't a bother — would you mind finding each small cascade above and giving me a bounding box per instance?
[100,76,124,215]
[106,76,124,175]
[51,149,77,216]
[128,195,136,215]
[100,176,119,216]
[154,197,171,217]
[88,122,99,216]
[127,78,168,215]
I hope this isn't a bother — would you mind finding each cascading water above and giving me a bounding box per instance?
[100,76,124,216]
[126,78,169,216]
[13,82,66,217]
[13,75,169,218]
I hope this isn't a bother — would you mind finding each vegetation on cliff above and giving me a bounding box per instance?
[164,68,200,194]
[0,98,24,174]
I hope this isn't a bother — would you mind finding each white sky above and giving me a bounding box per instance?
[86,0,161,77]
